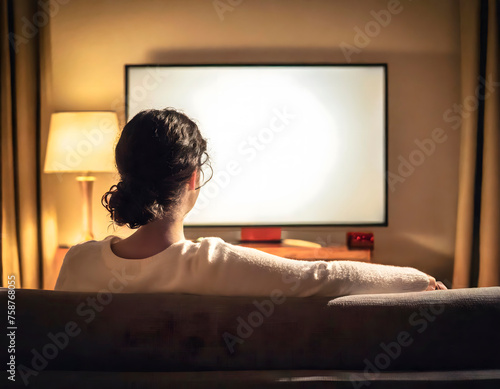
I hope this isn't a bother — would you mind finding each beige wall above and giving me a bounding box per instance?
[46,0,461,281]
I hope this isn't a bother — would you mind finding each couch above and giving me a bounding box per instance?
[2,287,500,388]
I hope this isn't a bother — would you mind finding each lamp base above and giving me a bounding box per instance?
[76,176,95,241]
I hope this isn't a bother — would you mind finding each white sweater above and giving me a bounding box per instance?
[55,236,430,296]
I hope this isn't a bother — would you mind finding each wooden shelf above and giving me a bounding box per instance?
[239,243,371,262]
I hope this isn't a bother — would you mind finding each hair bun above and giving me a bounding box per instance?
[103,180,159,229]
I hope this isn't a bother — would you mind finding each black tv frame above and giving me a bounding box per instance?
[125,63,388,228]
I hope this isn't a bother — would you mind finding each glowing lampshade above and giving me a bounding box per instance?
[44,111,120,241]
[44,111,119,173]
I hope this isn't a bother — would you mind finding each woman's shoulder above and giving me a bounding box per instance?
[64,236,117,259]
[193,236,226,245]
[192,236,237,251]
[191,237,279,262]
[188,236,242,257]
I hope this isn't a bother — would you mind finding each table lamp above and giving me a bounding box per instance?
[44,111,120,241]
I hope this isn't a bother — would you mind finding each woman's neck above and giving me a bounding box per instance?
[111,217,186,259]
[138,216,186,245]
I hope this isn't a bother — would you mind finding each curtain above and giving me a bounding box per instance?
[453,0,500,288]
[1,0,54,288]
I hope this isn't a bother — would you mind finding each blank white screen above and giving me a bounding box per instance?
[127,66,386,226]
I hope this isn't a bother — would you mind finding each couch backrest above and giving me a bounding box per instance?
[3,287,500,375]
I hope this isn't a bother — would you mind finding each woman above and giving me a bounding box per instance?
[55,108,446,295]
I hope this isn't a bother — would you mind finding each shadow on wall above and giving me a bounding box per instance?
[374,232,455,285]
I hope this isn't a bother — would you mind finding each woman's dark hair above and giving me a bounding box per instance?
[102,108,211,229]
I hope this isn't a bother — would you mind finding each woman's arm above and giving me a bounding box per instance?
[185,238,431,297]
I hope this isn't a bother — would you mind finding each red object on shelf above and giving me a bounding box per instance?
[347,232,374,250]
[241,227,282,242]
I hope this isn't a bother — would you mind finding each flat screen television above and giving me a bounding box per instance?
[126,64,387,229]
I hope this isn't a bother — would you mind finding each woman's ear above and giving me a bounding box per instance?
[188,170,197,191]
